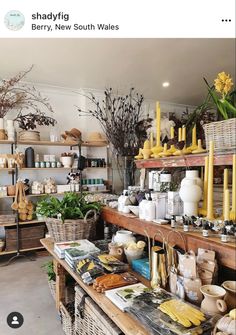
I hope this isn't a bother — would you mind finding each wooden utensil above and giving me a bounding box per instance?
[11,183,19,210]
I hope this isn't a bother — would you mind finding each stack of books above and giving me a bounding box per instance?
[131,258,150,280]
[54,240,100,261]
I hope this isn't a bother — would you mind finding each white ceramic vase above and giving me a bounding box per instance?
[179,171,202,216]
[181,170,203,189]
[113,230,136,246]
[6,120,15,141]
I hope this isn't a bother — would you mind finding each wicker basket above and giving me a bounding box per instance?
[60,301,75,335]
[48,279,75,303]
[46,210,98,242]
[203,118,236,151]
[74,286,122,335]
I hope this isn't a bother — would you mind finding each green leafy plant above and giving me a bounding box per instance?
[36,192,102,222]
[41,261,55,281]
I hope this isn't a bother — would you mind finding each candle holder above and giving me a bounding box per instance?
[159,143,171,157]
[192,139,206,154]
[151,145,163,158]
[134,148,143,160]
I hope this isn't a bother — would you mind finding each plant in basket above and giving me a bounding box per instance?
[36,192,102,242]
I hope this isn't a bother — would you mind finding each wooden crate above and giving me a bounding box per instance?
[5,224,45,251]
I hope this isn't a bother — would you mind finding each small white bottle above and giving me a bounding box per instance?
[122,191,130,213]
[118,191,126,212]
[144,195,156,221]
[139,197,148,220]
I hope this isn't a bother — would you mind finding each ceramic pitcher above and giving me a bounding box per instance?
[200,285,227,315]
[222,281,236,310]
[108,242,124,261]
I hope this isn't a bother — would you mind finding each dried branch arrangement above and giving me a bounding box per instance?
[78,88,152,156]
[0,65,56,130]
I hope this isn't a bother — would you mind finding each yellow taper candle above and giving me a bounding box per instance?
[156,102,161,147]
[182,126,186,142]
[170,126,174,139]
[224,189,230,221]
[223,168,229,219]
[150,132,154,149]
[178,128,182,141]
[231,154,236,219]
[207,141,214,220]
[202,156,209,211]
[192,125,197,147]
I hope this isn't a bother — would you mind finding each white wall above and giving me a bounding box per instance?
[0,83,196,198]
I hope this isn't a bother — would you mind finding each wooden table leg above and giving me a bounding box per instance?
[53,258,66,311]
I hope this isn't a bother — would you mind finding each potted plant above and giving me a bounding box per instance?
[60,152,74,168]
[0,66,56,141]
[36,192,102,242]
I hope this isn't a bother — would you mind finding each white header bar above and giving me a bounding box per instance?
[0,0,235,38]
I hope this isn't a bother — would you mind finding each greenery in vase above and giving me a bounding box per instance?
[0,65,56,130]
[36,192,102,222]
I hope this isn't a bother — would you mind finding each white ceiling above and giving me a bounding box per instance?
[0,38,235,105]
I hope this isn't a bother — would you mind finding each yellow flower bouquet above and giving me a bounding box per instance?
[204,71,236,119]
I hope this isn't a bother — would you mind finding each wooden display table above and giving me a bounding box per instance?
[101,207,236,270]
[40,238,149,335]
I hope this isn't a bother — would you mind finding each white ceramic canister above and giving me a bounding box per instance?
[139,198,148,219]
[144,195,156,221]
[113,230,136,246]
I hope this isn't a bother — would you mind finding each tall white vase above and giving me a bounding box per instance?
[181,170,203,189]
[179,171,202,216]
[6,120,15,141]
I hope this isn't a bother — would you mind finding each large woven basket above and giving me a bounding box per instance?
[46,210,98,242]
[60,301,74,335]
[203,118,236,151]
[75,286,122,335]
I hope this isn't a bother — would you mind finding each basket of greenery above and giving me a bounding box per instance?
[36,193,101,242]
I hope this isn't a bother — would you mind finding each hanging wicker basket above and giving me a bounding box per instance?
[46,209,98,242]
[203,118,236,151]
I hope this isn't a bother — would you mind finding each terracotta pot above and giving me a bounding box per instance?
[200,285,227,315]
[7,185,16,196]
[222,281,236,311]
[108,242,124,261]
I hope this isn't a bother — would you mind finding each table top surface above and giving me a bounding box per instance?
[40,238,149,335]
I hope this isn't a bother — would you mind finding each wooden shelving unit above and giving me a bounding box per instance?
[135,152,234,169]
[102,207,236,270]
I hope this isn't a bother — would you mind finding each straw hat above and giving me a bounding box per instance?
[61,128,82,142]
[86,132,107,143]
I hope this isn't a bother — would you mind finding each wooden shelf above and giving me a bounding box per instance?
[17,140,108,147]
[0,246,44,255]
[101,207,236,270]
[0,190,110,199]
[19,167,72,171]
[0,219,45,227]
[0,140,14,144]
[135,152,234,169]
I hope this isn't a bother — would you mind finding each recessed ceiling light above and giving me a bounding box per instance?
[162,82,170,87]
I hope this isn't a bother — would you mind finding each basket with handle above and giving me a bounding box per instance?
[203,118,236,151]
[46,209,98,242]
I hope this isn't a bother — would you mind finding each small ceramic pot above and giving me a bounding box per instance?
[108,242,124,261]
[61,156,73,168]
[200,285,227,315]
[222,281,236,310]
[113,230,136,247]
[124,247,143,264]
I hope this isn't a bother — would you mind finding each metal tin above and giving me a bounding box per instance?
[40,161,45,168]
